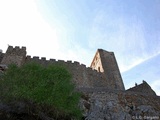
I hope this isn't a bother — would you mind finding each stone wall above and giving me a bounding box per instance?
[79,90,160,120]
[127,81,157,96]
[1,46,26,66]
[2,46,125,89]
[3,46,156,93]
[91,49,125,90]
[25,56,109,88]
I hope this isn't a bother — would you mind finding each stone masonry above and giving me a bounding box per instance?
[90,49,125,90]
[0,46,157,93]
[1,46,26,66]
[0,46,125,90]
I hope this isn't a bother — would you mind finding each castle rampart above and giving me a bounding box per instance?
[0,46,125,90]
[0,45,158,96]
[1,46,26,66]
[24,55,108,88]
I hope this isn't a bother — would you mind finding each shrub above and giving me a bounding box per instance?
[0,62,82,119]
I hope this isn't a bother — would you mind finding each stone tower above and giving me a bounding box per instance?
[1,46,26,66]
[90,49,125,90]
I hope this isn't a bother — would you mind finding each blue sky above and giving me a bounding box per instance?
[0,0,160,95]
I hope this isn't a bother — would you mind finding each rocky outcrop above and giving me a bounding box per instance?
[79,89,160,120]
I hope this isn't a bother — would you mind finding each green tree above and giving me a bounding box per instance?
[0,62,82,119]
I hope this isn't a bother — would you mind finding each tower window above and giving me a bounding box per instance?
[98,67,100,72]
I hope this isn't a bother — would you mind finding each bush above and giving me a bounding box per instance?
[0,62,82,119]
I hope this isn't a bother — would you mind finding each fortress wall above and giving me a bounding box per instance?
[5,46,26,56]
[127,81,156,96]
[1,46,121,89]
[1,46,26,66]
[25,56,107,88]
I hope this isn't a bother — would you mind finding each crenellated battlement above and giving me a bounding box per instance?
[0,45,125,90]
[1,46,26,66]
[24,54,107,88]
[25,55,101,73]
[26,55,85,66]
[6,46,26,56]
[0,45,157,94]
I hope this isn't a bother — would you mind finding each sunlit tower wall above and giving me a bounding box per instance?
[90,49,125,90]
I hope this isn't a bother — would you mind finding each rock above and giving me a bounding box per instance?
[80,91,160,120]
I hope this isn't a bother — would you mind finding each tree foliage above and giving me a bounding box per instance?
[0,62,82,119]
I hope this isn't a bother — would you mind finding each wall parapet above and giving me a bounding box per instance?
[0,46,126,90]
[0,46,26,66]
[25,55,107,88]
[26,55,87,68]
[6,46,26,56]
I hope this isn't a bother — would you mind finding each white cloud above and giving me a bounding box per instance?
[120,51,160,73]
[0,0,60,58]
[0,0,90,66]
[0,0,93,69]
